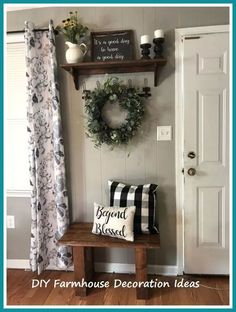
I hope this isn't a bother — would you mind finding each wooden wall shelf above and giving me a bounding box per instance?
[60,59,167,90]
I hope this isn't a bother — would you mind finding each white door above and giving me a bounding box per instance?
[183,29,229,274]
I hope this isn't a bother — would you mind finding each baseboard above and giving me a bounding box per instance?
[7,259,30,269]
[95,263,178,276]
[95,262,135,274]
[7,259,178,276]
[148,264,178,276]
[6,259,74,271]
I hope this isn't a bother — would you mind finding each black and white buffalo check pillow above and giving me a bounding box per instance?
[108,180,158,234]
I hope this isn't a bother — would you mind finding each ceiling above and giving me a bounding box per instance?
[5,6,48,12]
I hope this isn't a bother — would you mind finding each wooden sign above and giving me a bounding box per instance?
[91,30,134,62]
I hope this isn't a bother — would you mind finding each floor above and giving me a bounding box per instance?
[7,269,229,306]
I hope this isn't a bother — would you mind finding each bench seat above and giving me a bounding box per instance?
[58,222,160,299]
[59,222,160,248]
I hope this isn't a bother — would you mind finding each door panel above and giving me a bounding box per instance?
[198,89,226,165]
[197,52,227,75]
[183,31,229,274]
[197,186,225,247]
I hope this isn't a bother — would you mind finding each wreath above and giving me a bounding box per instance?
[84,77,145,148]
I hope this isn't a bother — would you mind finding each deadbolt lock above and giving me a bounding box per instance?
[188,151,196,159]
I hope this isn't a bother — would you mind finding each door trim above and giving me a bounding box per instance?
[175,25,230,275]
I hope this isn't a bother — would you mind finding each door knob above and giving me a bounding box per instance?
[188,151,196,159]
[187,168,196,176]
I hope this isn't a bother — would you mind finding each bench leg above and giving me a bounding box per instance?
[73,246,94,297]
[135,247,148,300]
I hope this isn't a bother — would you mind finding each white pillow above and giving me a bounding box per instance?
[92,202,136,242]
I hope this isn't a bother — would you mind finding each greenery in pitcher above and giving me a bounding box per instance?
[55,11,89,44]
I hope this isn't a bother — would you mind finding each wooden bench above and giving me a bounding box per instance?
[58,222,160,299]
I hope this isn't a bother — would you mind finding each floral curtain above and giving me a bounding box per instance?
[25,20,72,274]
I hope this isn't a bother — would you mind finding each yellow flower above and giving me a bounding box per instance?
[56,11,88,43]
[70,21,76,27]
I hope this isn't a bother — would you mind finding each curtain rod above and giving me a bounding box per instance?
[7,28,50,34]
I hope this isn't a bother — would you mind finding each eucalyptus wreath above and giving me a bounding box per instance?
[84,77,145,148]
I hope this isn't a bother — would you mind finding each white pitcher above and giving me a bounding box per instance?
[65,41,88,63]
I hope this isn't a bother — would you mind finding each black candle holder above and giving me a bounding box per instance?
[153,37,165,59]
[139,86,151,98]
[138,78,152,98]
[140,43,151,60]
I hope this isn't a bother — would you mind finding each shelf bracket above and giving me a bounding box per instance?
[70,67,79,90]
[154,63,159,87]
[154,62,165,87]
